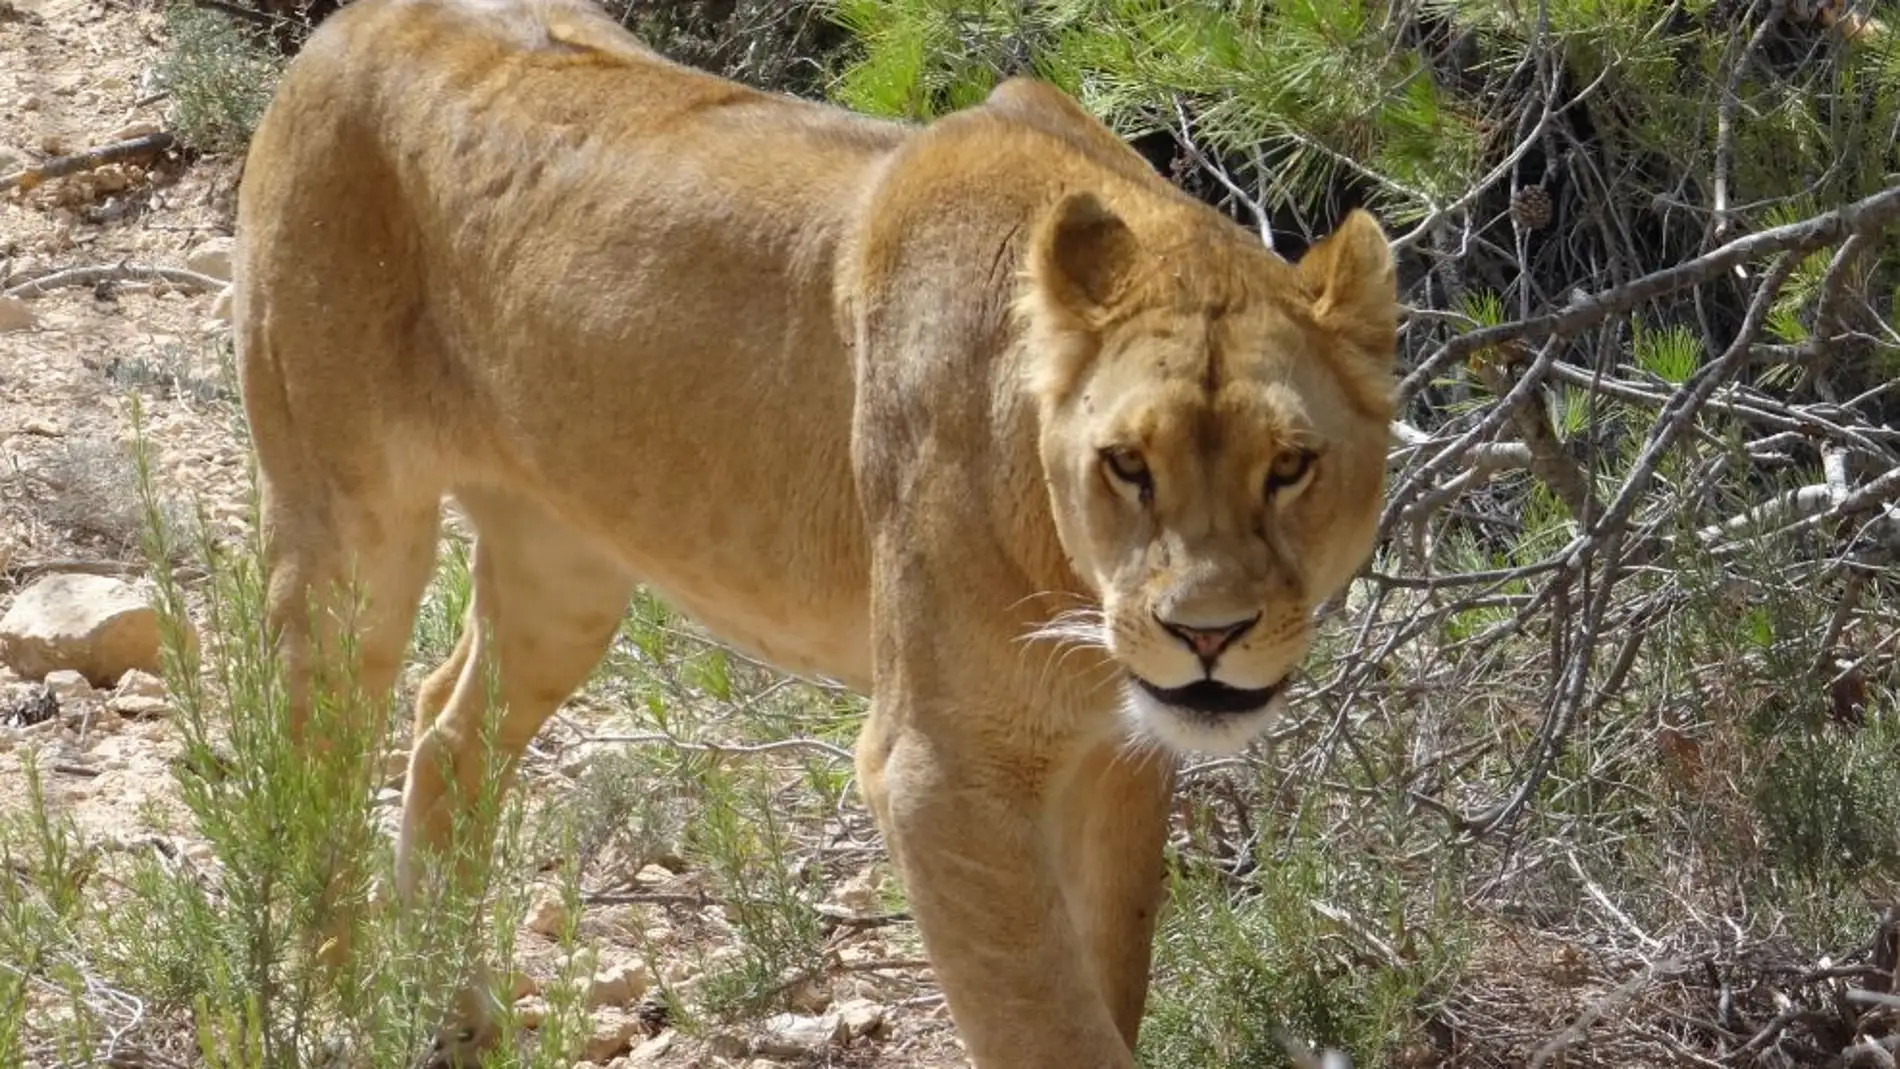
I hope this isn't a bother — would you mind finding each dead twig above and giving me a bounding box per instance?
[0,131,176,194]
[1397,182,1900,406]
[4,262,226,299]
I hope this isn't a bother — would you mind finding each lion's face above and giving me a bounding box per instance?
[1021,193,1397,756]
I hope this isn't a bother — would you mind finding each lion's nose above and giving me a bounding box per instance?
[1156,613,1260,665]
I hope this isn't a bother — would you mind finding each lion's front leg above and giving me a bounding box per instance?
[1053,740,1175,1047]
[856,706,1141,1069]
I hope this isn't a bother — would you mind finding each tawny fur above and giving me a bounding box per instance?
[233,0,1399,1064]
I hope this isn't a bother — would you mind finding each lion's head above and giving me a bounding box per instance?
[1020,191,1397,756]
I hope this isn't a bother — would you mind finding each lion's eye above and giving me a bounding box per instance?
[1265,449,1317,497]
[1100,447,1154,503]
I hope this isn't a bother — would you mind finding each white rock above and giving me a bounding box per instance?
[106,120,162,142]
[525,888,569,937]
[587,960,652,1008]
[185,236,235,282]
[113,668,166,699]
[107,694,169,719]
[107,668,170,718]
[43,669,93,701]
[582,1010,640,1062]
[752,1013,845,1057]
[209,284,234,323]
[835,998,887,1040]
[0,296,36,334]
[0,575,172,687]
[626,1032,673,1064]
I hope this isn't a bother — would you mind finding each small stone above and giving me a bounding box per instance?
[525,888,569,938]
[0,296,36,333]
[784,976,830,1014]
[184,236,235,281]
[113,668,166,700]
[752,1013,845,1057]
[183,841,214,864]
[107,668,170,718]
[835,998,887,1040]
[43,669,92,701]
[582,1010,641,1062]
[106,120,161,142]
[209,284,234,323]
[0,574,174,687]
[381,747,409,784]
[510,970,539,1001]
[514,996,548,1030]
[107,694,169,719]
[626,1032,673,1064]
[587,960,652,1008]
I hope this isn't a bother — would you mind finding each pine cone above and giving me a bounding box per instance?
[1511,185,1553,230]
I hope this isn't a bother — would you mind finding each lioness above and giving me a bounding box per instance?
[234,0,1398,1063]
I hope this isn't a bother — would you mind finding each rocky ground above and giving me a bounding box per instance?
[0,0,967,1065]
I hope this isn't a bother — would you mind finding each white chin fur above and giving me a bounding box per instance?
[1120,682,1287,757]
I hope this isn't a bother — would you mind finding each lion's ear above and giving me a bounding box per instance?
[1295,209,1398,362]
[1026,190,1140,329]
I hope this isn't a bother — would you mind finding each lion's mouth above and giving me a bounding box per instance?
[1134,676,1283,717]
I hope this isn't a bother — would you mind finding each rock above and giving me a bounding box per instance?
[510,970,539,1001]
[752,1013,845,1058]
[525,888,569,937]
[835,998,887,1040]
[106,120,161,142]
[107,668,170,718]
[784,976,831,1014]
[587,960,652,1008]
[0,574,167,686]
[582,1010,641,1062]
[827,864,888,914]
[185,236,235,281]
[108,693,169,718]
[209,284,234,323]
[0,296,36,334]
[514,996,548,1030]
[626,1032,673,1064]
[113,668,166,699]
[43,669,92,701]
[0,144,25,174]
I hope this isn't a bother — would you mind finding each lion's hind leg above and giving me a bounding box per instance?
[396,485,635,1063]
[246,397,446,980]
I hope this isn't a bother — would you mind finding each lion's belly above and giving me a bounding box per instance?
[583,487,876,695]
[447,337,878,697]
